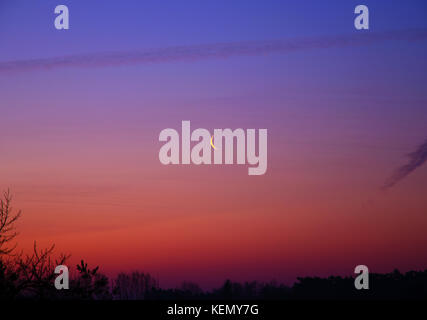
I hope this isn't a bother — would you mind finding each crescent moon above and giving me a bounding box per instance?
[210,135,216,150]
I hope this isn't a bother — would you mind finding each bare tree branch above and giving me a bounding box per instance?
[0,189,22,255]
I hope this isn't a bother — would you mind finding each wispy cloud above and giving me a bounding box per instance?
[383,138,427,189]
[1,29,427,74]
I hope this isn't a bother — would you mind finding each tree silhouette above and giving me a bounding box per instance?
[113,271,158,300]
[180,281,202,296]
[0,189,21,256]
[0,189,69,299]
[72,260,111,300]
[15,242,68,298]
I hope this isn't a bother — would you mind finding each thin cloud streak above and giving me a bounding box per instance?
[383,138,427,189]
[1,29,427,74]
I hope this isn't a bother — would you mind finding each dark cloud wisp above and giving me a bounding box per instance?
[383,138,427,189]
[1,29,427,74]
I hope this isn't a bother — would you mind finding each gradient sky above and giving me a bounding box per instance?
[1,0,427,289]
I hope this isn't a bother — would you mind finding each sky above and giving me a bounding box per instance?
[0,0,427,289]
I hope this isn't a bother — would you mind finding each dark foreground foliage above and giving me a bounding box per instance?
[1,261,427,300]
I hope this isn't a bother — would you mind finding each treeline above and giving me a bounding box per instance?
[146,270,427,300]
[2,261,427,300]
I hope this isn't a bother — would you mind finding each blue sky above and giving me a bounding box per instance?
[1,0,427,61]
